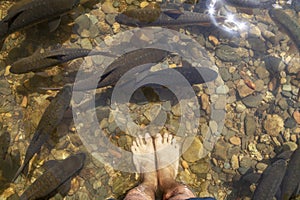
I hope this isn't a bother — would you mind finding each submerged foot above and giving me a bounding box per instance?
[131,133,157,190]
[154,133,179,191]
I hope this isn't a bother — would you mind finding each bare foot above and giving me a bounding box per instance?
[131,133,157,190]
[154,133,179,192]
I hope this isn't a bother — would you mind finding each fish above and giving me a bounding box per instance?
[19,153,85,200]
[269,8,300,53]
[0,131,10,160]
[74,48,218,90]
[10,47,114,74]
[115,8,224,27]
[73,48,169,90]
[252,159,287,200]
[0,0,80,45]
[12,85,73,182]
[224,0,276,8]
[281,147,300,200]
[133,66,218,86]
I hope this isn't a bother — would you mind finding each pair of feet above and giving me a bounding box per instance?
[131,132,180,196]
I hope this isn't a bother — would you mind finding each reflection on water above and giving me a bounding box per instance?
[0,0,299,199]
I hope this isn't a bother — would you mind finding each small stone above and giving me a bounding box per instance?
[190,159,211,174]
[21,96,28,108]
[254,79,265,91]
[242,94,262,108]
[255,66,270,79]
[215,45,240,62]
[216,85,229,94]
[231,155,239,170]
[213,139,229,160]
[4,65,10,76]
[284,117,297,128]
[256,162,268,171]
[182,137,204,162]
[236,102,246,113]
[181,160,189,169]
[219,67,231,81]
[249,25,261,37]
[237,80,254,98]
[229,136,241,146]
[282,84,292,91]
[282,142,298,151]
[293,110,300,124]
[208,35,219,46]
[263,114,284,137]
[140,1,149,8]
[102,1,118,13]
[278,98,288,110]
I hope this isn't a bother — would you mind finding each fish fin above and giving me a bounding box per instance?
[162,9,183,19]
[42,160,59,170]
[46,54,66,61]
[48,17,62,32]
[57,178,72,197]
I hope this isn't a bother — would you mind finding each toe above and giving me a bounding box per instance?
[155,133,162,146]
[145,133,152,144]
[131,145,137,153]
[163,133,168,143]
[167,134,173,144]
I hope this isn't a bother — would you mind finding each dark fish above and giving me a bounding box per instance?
[19,153,85,200]
[224,0,276,8]
[134,66,218,86]
[281,147,300,200]
[269,8,300,52]
[252,159,287,200]
[0,0,80,42]
[12,85,73,182]
[0,131,10,160]
[73,48,169,90]
[10,47,113,74]
[115,8,224,27]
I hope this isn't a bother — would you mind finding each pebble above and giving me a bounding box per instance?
[229,136,241,146]
[236,102,246,113]
[231,155,239,170]
[213,139,229,160]
[255,66,270,79]
[237,80,254,98]
[254,79,264,91]
[215,45,240,62]
[282,142,298,151]
[101,0,118,14]
[190,159,211,174]
[182,137,204,163]
[284,117,297,128]
[263,114,284,137]
[219,67,231,81]
[216,85,229,94]
[242,94,262,108]
[293,110,300,124]
[255,162,268,171]
[282,84,292,92]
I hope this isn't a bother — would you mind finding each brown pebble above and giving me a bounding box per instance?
[208,35,219,46]
[21,96,28,108]
[181,160,189,169]
[293,110,300,124]
[244,79,256,90]
[229,136,241,145]
[68,177,80,196]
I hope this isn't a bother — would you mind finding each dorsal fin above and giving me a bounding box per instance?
[162,9,183,19]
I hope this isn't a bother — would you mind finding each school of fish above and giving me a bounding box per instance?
[0,0,299,199]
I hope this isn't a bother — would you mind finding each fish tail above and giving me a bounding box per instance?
[12,163,26,182]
